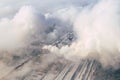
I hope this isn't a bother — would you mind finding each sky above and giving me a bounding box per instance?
[0,0,97,18]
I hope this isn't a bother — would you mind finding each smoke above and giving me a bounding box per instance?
[44,0,120,69]
[0,1,120,79]
[0,0,97,51]
[0,6,45,50]
[0,5,80,79]
[0,0,120,79]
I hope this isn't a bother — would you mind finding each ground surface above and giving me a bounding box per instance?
[0,52,120,80]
